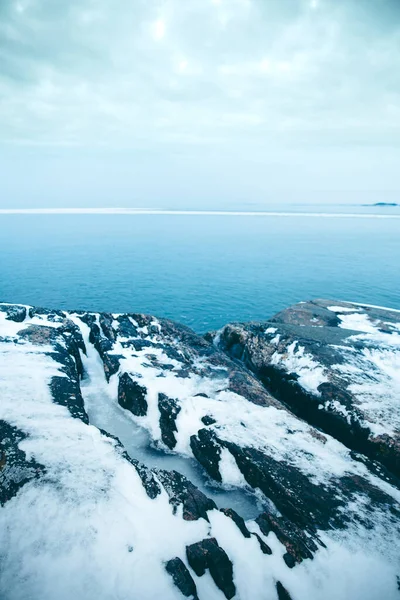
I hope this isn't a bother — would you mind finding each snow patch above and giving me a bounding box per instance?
[271,341,328,395]
[336,312,378,333]
[327,306,362,313]
[333,347,400,436]
[218,449,247,487]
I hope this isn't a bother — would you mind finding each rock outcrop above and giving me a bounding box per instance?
[1,300,399,600]
[186,537,236,599]
[211,299,400,479]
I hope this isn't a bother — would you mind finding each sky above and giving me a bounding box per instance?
[0,0,399,208]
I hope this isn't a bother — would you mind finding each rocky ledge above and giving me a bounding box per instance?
[0,300,399,600]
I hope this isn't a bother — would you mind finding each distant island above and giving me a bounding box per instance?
[363,202,398,207]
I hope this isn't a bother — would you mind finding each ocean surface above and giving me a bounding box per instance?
[1,205,399,332]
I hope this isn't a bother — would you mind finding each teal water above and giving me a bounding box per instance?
[0,210,399,331]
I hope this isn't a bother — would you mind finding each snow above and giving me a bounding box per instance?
[325,305,400,436]
[332,346,400,436]
[209,511,400,600]
[0,338,211,600]
[218,449,248,487]
[271,341,328,395]
[336,312,379,333]
[327,305,400,345]
[0,310,27,338]
[323,399,351,423]
[212,326,225,348]
[289,527,400,600]
[327,305,362,313]
[350,328,400,347]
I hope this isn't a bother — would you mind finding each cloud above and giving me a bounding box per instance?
[0,0,399,149]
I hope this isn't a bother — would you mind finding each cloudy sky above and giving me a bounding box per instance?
[0,0,399,208]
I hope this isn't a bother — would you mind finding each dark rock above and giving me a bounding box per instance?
[156,469,216,521]
[18,324,59,345]
[256,511,317,566]
[82,318,121,381]
[127,458,161,500]
[0,421,45,505]
[130,313,150,329]
[338,473,400,524]
[276,581,293,600]
[102,353,122,380]
[60,318,87,367]
[186,538,236,599]
[19,326,89,424]
[349,451,400,489]
[190,428,222,482]
[165,558,198,599]
[89,321,111,351]
[116,315,138,338]
[283,553,296,568]
[28,307,65,320]
[175,368,191,379]
[201,415,216,426]
[158,393,181,449]
[224,442,335,532]
[49,375,88,424]
[2,304,26,322]
[270,301,340,328]
[47,338,89,424]
[99,313,116,341]
[118,373,148,416]
[251,532,272,555]
[131,338,153,351]
[77,312,96,328]
[228,370,278,407]
[220,507,251,537]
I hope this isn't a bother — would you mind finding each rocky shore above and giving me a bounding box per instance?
[0,299,399,600]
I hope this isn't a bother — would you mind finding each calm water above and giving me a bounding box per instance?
[0,210,399,332]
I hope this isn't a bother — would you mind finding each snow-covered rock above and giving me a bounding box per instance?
[211,299,400,479]
[1,301,400,600]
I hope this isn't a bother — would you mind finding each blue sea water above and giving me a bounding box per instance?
[0,208,399,332]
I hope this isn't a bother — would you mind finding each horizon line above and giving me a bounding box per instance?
[0,207,399,219]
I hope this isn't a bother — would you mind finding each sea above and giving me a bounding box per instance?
[1,203,399,332]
